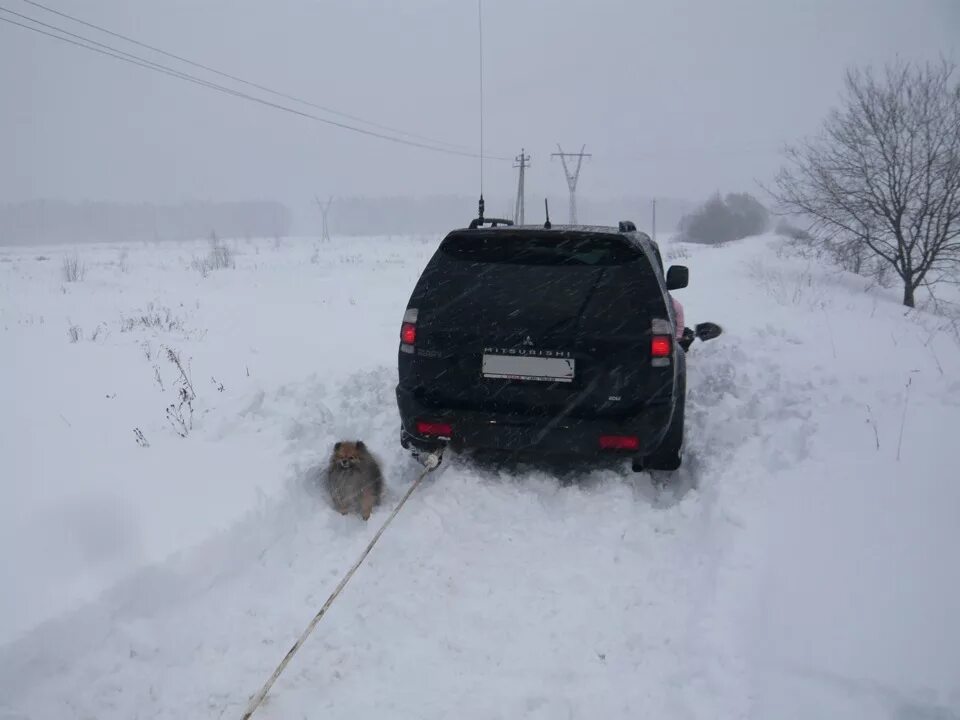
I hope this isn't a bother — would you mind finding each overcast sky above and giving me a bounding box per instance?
[2,0,957,207]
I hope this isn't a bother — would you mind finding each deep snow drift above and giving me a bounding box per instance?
[1,232,957,719]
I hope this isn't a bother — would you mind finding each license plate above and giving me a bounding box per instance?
[481,354,576,382]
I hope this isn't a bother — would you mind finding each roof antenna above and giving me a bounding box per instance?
[544,198,552,229]
[476,0,485,225]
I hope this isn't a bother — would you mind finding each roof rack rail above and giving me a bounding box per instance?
[618,220,637,232]
[468,217,514,229]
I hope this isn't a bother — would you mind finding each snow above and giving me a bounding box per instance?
[1,233,958,719]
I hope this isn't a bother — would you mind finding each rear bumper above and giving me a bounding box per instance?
[396,385,672,457]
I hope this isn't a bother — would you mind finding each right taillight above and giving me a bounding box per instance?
[400,308,418,351]
[651,335,672,357]
[650,318,673,366]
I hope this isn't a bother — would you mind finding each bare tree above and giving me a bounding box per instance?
[772,59,960,307]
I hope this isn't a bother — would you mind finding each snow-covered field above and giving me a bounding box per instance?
[1,232,958,719]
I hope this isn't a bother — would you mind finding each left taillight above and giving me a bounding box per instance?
[400,308,417,352]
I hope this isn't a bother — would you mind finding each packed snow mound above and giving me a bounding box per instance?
[0,233,957,719]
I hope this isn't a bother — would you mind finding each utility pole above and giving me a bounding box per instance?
[513,148,531,225]
[652,198,657,241]
[551,144,591,224]
[315,195,333,242]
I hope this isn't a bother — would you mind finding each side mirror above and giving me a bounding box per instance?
[694,322,722,342]
[666,265,689,290]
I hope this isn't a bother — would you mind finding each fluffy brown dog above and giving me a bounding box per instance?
[325,441,383,520]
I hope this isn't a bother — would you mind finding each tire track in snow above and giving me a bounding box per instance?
[677,333,818,719]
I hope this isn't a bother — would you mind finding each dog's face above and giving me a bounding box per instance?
[332,441,365,470]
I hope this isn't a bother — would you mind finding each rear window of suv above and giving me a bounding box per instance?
[440,231,643,266]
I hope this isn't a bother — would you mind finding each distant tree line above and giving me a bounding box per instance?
[0,200,291,246]
[315,195,691,236]
[0,195,693,244]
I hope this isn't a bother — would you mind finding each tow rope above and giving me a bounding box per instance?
[240,452,443,720]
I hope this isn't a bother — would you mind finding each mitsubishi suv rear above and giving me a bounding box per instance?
[396,220,691,471]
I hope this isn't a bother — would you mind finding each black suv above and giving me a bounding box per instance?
[396,219,694,472]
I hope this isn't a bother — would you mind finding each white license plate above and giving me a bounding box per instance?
[481,354,576,382]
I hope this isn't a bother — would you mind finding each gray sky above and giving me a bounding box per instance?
[2,0,957,206]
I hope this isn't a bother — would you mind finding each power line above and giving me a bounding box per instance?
[1,12,251,96]
[20,0,469,151]
[0,9,511,161]
[619,144,783,160]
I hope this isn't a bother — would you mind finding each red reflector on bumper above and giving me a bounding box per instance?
[599,435,640,450]
[416,420,452,437]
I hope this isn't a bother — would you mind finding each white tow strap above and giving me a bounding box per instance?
[240,453,442,719]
